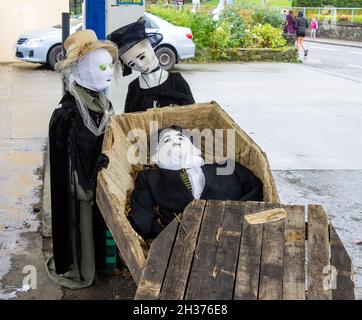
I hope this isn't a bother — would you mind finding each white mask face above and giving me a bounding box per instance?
[71,48,114,92]
[120,39,159,74]
[151,129,204,170]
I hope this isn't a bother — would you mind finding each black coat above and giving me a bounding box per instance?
[124,72,195,113]
[295,17,309,34]
[48,92,107,274]
[128,162,263,239]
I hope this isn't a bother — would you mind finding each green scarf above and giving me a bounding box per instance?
[73,84,109,114]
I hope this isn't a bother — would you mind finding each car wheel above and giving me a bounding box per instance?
[47,45,64,70]
[155,46,176,71]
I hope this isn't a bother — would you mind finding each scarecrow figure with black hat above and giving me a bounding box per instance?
[108,17,195,113]
[46,29,118,288]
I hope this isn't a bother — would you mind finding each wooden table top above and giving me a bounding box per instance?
[135,200,355,300]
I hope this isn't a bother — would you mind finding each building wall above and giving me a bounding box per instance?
[0,0,69,62]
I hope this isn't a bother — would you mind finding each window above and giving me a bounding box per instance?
[144,16,159,29]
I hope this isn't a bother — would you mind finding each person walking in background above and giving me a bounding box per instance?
[295,11,309,57]
[192,0,200,13]
[284,9,296,35]
[310,17,318,39]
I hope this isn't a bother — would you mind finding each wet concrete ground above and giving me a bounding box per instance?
[1,61,361,299]
[0,63,62,299]
[273,170,362,298]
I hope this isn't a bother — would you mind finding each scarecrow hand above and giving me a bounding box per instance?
[89,153,109,188]
[95,153,110,172]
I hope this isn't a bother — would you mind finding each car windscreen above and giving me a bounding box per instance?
[144,16,159,29]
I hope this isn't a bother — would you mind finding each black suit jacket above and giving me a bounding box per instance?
[128,162,263,239]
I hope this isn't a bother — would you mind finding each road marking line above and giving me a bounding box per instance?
[349,51,362,55]
[311,46,338,51]
[346,64,362,69]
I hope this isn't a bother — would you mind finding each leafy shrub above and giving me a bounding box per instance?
[238,8,253,25]
[220,5,245,47]
[210,21,233,49]
[148,6,237,49]
[148,4,289,54]
[148,5,193,28]
[190,13,218,49]
[244,24,287,48]
[251,7,285,29]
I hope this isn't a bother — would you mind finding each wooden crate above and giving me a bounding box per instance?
[135,201,356,300]
[96,101,280,284]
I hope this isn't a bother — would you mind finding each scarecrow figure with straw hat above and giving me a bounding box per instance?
[107,17,195,113]
[47,29,118,288]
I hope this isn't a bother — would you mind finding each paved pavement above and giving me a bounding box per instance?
[1,56,361,299]
[0,63,63,299]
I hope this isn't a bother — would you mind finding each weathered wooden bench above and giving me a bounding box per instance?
[134,200,355,300]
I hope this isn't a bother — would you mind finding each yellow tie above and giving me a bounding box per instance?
[179,168,192,192]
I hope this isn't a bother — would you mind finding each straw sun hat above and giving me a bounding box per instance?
[56,29,119,70]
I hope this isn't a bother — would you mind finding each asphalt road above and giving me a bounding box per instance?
[304,41,362,83]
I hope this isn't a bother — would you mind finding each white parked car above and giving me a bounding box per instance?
[15,13,196,71]
[15,15,82,70]
[144,12,195,70]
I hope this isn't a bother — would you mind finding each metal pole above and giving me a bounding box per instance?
[62,12,70,59]
[62,12,70,95]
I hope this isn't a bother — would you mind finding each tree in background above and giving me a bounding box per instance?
[291,0,362,7]
[70,0,82,15]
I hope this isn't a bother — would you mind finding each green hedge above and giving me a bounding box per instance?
[148,5,286,51]
[244,24,286,48]
[291,0,362,7]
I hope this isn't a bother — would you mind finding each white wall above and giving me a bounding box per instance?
[0,0,69,62]
[106,0,145,113]
[106,0,144,34]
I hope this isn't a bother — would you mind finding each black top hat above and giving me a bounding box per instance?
[107,17,163,56]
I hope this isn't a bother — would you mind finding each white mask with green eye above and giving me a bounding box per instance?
[71,48,114,92]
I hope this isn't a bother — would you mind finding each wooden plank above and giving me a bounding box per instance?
[258,202,285,300]
[330,224,356,300]
[307,205,332,300]
[159,200,206,300]
[282,205,306,300]
[234,201,264,300]
[209,201,245,300]
[96,181,145,284]
[134,220,179,300]
[185,200,226,300]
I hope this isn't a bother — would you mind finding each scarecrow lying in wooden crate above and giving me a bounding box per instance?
[96,101,280,284]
